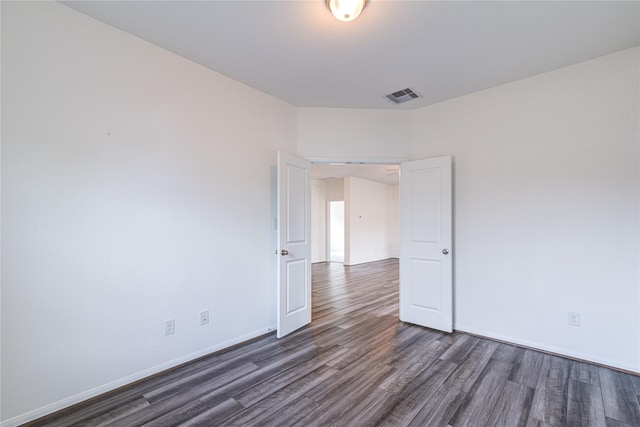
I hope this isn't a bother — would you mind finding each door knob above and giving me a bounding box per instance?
[281,249,289,256]
[442,249,449,255]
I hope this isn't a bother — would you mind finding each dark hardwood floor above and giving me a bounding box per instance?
[26,259,640,426]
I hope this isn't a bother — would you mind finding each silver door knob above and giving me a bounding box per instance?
[442,249,449,255]
[281,249,289,256]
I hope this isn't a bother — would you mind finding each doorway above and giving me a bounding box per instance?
[278,154,452,338]
[328,201,345,263]
[310,164,401,266]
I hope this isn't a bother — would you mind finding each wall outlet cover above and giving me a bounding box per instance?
[568,312,581,327]
[164,319,176,335]
[200,310,210,326]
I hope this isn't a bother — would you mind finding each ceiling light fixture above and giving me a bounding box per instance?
[327,0,367,22]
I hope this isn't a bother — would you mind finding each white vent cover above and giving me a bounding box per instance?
[385,88,422,104]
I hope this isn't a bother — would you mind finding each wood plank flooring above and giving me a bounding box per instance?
[26,259,640,426]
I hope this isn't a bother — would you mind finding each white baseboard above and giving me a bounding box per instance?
[455,325,640,374]
[0,326,276,427]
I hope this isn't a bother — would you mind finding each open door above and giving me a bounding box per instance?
[276,151,312,338]
[399,156,453,332]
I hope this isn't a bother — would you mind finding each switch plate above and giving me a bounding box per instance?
[568,312,581,327]
[164,319,175,335]
[200,310,210,326]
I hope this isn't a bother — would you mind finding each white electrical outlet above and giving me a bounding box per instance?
[164,319,176,335]
[200,310,210,326]
[568,312,581,327]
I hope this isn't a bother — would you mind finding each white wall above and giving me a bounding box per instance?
[297,108,411,161]
[1,2,296,424]
[311,178,344,263]
[412,47,640,371]
[297,47,640,372]
[311,176,398,265]
[344,177,398,265]
[388,184,400,258]
[325,177,345,201]
[311,179,327,263]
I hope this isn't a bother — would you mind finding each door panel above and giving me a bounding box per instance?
[410,168,441,242]
[410,259,442,311]
[286,164,307,243]
[277,152,312,338]
[400,156,452,333]
[286,259,308,314]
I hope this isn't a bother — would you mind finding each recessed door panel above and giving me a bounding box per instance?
[410,258,441,311]
[287,164,307,244]
[286,259,308,314]
[410,168,441,243]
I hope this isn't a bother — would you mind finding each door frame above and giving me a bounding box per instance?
[327,200,345,263]
[286,156,453,330]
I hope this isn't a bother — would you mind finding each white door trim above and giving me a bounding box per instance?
[307,157,408,165]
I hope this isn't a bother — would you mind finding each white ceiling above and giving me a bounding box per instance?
[312,163,399,185]
[62,1,640,110]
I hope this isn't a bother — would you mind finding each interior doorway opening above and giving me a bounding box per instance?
[278,153,453,339]
[328,200,345,263]
[311,162,401,266]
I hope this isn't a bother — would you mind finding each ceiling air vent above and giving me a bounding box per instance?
[385,87,422,105]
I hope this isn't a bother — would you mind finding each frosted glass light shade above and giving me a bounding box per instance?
[327,0,367,22]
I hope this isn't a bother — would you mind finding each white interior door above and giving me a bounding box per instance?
[399,155,453,332]
[276,151,312,338]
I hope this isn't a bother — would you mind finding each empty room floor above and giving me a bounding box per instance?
[27,259,640,426]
